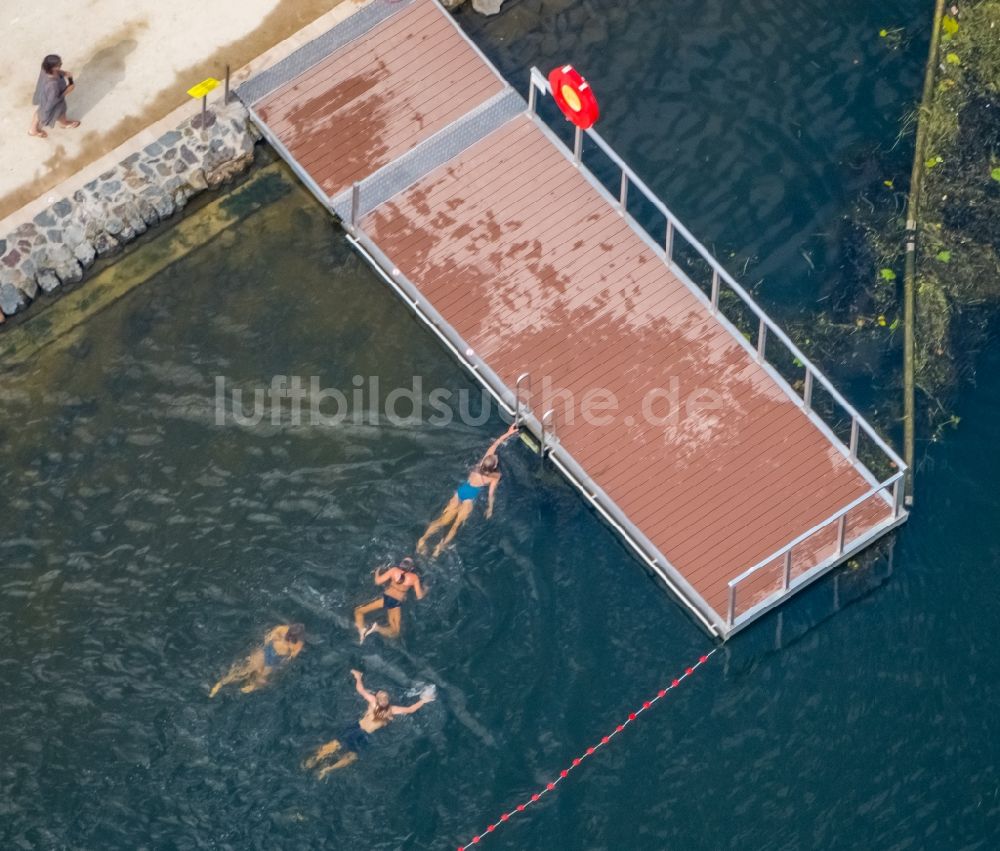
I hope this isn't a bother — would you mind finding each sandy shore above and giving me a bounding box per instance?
[0,0,360,224]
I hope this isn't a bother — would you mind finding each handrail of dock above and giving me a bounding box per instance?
[528,68,906,478]
[725,470,905,628]
[528,68,908,631]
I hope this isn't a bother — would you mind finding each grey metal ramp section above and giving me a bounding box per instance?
[236,0,416,106]
[330,86,526,221]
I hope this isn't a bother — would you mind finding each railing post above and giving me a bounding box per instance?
[350,182,360,232]
[803,368,814,410]
[727,584,736,628]
[618,170,628,211]
[665,220,674,261]
[710,269,720,313]
[515,372,531,425]
[540,409,555,458]
[782,548,793,590]
[756,317,767,361]
[837,512,848,555]
[849,415,860,460]
[573,126,583,164]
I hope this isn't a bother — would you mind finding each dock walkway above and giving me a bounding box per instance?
[238,0,907,637]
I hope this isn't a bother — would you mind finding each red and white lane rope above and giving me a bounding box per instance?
[457,648,718,849]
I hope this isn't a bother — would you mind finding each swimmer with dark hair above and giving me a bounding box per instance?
[209,623,305,696]
[354,558,425,642]
[303,669,435,776]
[417,423,518,558]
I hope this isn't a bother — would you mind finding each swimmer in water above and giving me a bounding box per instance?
[354,557,426,643]
[209,623,304,697]
[417,423,518,558]
[303,668,435,777]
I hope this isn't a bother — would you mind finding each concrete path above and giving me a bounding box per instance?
[0,0,359,224]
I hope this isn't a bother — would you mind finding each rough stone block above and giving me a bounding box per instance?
[73,241,96,269]
[142,187,175,220]
[0,281,29,314]
[103,214,125,237]
[63,223,86,248]
[186,169,208,192]
[33,209,57,228]
[158,130,182,147]
[36,269,61,293]
[136,197,159,227]
[93,231,121,257]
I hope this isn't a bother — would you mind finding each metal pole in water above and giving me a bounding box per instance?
[902,0,946,506]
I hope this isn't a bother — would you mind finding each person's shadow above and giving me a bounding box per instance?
[69,38,138,119]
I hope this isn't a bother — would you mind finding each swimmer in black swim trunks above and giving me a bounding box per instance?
[353,558,425,643]
[303,668,434,777]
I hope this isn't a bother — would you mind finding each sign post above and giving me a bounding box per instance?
[187,78,220,134]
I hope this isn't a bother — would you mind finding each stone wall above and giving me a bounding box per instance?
[0,102,260,323]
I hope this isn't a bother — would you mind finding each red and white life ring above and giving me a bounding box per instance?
[548,65,600,130]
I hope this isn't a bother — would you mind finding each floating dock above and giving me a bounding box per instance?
[237,0,908,638]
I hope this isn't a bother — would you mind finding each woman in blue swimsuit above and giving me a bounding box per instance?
[417,424,518,558]
[209,623,305,697]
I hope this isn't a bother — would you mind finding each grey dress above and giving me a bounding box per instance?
[32,71,68,127]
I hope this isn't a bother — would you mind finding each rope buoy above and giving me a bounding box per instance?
[457,648,717,848]
[548,65,600,130]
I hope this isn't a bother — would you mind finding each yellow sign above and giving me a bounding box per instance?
[187,78,220,99]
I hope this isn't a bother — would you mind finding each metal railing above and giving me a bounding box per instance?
[725,470,904,627]
[527,67,908,629]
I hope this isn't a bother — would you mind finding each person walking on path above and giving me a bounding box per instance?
[29,54,80,139]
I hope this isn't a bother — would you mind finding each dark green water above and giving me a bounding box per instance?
[6,1,1000,849]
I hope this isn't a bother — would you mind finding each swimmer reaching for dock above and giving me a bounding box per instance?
[209,623,305,697]
[303,669,435,777]
[417,423,518,558]
[354,557,425,643]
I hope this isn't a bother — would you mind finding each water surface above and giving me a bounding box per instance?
[6,2,998,849]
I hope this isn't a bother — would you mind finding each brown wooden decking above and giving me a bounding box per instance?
[240,0,904,634]
[254,0,504,199]
[361,113,893,617]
